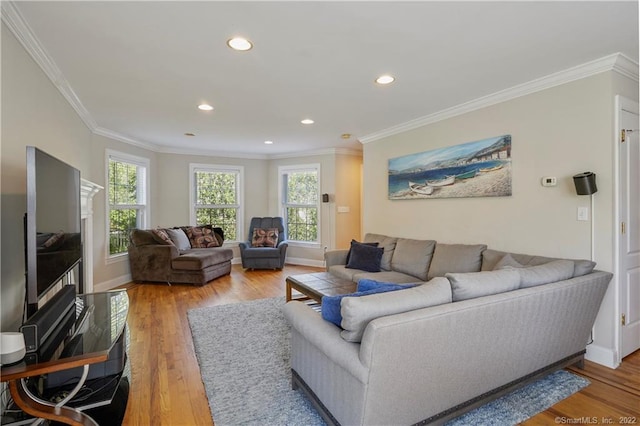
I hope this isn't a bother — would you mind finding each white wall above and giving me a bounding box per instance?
[362,70,638,366]
[1,24,93,331]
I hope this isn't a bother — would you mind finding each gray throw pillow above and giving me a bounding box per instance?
[166,228,191,250]
[340,277,452,342]
[517,260,574,288]
[446,269,520,302]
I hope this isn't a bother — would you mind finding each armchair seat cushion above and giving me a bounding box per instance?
[241,246,282,259]
[172,248,233,271]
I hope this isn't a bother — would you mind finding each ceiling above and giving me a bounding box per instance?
[6,1,639,158]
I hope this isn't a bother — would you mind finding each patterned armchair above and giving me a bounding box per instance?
[238,217,288,269]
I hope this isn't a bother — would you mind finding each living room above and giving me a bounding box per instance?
[1,1,639,425]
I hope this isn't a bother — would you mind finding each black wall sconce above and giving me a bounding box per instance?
[322,193,329,203]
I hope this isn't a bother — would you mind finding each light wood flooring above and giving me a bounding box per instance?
[118,264,640,425]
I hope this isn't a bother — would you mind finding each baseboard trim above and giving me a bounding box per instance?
[285,257,325,268]
[585,344,619,369]
[94,273,132,292]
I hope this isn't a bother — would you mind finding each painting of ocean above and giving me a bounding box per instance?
[388,135,512,199]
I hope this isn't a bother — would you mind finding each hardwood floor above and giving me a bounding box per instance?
[118,264,640,425]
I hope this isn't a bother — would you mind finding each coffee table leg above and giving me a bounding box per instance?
[286,280,292,302]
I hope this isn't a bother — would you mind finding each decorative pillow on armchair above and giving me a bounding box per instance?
[251,228,279,247]
[151,228,174,245]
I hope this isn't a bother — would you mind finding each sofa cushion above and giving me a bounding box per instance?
[516,260,575,288]
[493,253,523,270]
[251,228,279,247]
[363,233,398,271]
[340,277,452,342]
[428,243,487,280]
[482,249,595,277]
[166,228,191,250]
[185,226,220,248]
[446,269,520,302]
[152,229,174,246]
[391,238,436,281]
[346,242,384,272]
[321,284,409,327]
[171,248,233,271]
[353,270,424,284]
[356,279,415,292]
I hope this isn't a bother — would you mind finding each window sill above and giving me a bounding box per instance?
[287,241,321,249]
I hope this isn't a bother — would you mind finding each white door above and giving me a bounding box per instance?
[619,97,640,359]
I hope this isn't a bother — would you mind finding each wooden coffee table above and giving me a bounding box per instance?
[286,272,356,303]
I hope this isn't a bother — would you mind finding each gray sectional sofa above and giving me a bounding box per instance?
[283,233,612,425]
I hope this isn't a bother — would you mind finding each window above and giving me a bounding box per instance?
[279,164,320,244]
[106,151,149,257]
[190,164,243,241]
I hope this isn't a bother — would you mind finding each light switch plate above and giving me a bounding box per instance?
[577,207,589,221]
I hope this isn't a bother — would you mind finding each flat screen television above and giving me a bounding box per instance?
[25,146,82,318]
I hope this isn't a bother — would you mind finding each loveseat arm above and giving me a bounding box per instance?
[128,244,180,282]
[324,249,349,270]
[283,301,368,383]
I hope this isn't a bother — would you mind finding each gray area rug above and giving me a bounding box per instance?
[188,297,589,426]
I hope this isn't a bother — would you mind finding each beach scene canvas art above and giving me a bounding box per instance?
[388,135,512,200]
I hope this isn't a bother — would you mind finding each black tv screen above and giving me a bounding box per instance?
[25,147,82,317]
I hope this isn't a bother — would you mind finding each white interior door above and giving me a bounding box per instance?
[619,98,640,359]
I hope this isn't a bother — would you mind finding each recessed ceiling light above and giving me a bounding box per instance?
[375,75,395,85]
[264,140,273,145]
[341,133,351,139]
[198,104,214,111]
[227,37,253,51]
[184,132,196,137]
[301,119,314,125]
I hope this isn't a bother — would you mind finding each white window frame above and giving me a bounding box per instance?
[278,163,321,247]
[105,150,150,262]
[189,163,244,243]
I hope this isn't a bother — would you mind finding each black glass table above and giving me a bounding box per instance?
[1,290,129,426]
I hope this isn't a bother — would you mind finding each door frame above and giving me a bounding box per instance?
[614,94,639,365]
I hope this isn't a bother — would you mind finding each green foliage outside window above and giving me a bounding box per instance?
[108,159,144,255]
[194,171,238,240]
[284,170,318,242]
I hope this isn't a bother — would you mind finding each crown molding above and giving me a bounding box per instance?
[4,1,635,157]
[2,1,97,131]
[360,53,639,144]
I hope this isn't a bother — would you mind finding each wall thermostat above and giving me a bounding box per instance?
[541,176,557,187]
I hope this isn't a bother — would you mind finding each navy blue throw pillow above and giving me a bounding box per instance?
[321,285,412,327]
[345,240,379,264]
[346,243,383,272]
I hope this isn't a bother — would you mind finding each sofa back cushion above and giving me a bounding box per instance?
[130,229,157,246]
[391,238,436,281]
[340,278,452,342]
[363,233,398,271]
[446,269,520,301]
[514,260,575,288]
[428,243,487,280]
[482,249,596,277]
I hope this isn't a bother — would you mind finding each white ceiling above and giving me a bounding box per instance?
[6,1,639,158]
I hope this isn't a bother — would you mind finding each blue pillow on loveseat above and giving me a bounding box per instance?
[321,280,415,327]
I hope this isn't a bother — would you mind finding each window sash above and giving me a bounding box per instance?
[279,164,320,244]
[107,151,149,258]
